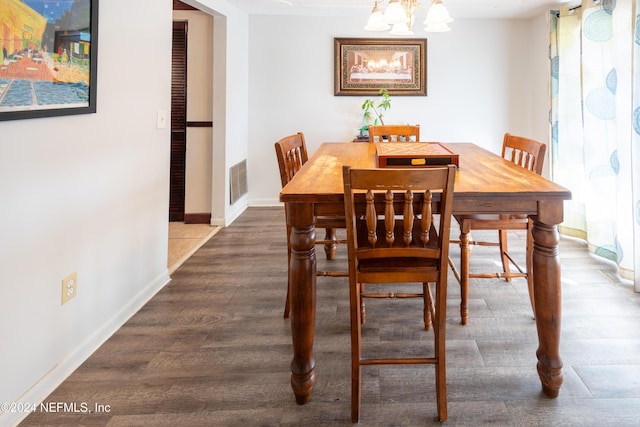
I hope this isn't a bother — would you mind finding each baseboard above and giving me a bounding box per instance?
[211,198,248,227]
[4,270,172,427]
[184,213,211,224]
[248,198,282,207]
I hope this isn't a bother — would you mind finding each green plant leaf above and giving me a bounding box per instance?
[361,89,391,126]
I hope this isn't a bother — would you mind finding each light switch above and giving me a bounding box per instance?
[157,110,168,129]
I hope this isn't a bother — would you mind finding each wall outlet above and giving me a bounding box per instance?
[61,272,77,305]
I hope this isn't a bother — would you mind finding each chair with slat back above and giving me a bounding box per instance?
[343,165,456,423]
[502,133,546,174]
[274,132,348,319]
[368,124,420,143]
[448,133,547,325]
[275,132,308,187]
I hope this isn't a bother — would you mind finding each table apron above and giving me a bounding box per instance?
[452,197,539,215]
[308,197,563,221]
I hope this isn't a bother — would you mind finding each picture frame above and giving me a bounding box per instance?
[334,37,426,96]
[0,0,99,121]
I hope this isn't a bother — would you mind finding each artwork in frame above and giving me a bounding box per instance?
[0,0,98,121]
[334,37,426,96]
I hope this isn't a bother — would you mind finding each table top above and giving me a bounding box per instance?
[280,142,571,214]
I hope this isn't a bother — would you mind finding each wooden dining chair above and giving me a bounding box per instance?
[368,124,420,143]
[343,164,456,423]
[275,132,347,319]
[449,133,546,325]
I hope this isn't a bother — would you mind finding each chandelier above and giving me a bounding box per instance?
[365,0,454,35]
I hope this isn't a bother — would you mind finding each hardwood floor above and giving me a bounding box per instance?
[21,207,640,426]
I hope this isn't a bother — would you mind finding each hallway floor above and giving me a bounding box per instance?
[167,222,220,275]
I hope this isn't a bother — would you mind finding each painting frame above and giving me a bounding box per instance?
[334,37,426,96]
[0,0,99,121]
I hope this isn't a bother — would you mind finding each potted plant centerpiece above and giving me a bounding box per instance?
[358,89,391,140]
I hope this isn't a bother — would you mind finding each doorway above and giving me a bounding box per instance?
[171,2,214,224]
[169,20,187,222]
[168,2,217,273]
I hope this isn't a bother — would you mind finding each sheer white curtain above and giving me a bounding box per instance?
[550,0,640,291]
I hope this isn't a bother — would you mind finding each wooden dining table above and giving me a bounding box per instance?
[279,142,572,405]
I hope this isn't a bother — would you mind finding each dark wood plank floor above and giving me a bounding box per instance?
[21,207,640,426]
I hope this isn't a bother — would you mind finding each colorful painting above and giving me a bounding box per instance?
[334,38,427,96]
[0,0,98,121]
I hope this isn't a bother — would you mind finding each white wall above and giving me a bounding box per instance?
[247,15,552,206]
[0,1,172,425]
[1,0,252,423]
[526,12,554,178]
[187,0,250,225]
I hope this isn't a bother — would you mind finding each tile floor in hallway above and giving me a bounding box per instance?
[167,222,220,275]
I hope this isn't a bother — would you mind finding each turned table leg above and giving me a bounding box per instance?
[531,219,563,397]
[286,203,317,404]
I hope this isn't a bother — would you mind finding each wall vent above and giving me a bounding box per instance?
[230,160,248,204]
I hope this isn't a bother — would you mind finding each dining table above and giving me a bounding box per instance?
[279,141,572,405]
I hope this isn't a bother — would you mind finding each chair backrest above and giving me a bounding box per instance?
[501,133,546,175]
[368,125,420,143]
[342,165,456,276]
[274,132,309,187]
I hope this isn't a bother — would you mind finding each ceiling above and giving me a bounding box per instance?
[222,0,576,19]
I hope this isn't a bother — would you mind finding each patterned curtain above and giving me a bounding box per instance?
[550,0,640,291]
[633,0,640,292]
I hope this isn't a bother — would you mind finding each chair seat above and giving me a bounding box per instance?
[275,132,348,319]
[358,257,439,274]
[451,133,545,325]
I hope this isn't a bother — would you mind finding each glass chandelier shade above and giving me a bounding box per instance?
[390,22,414,35]
[384,0,409,24]
[424,0,453,32]
[365,0,453,34]
[364,2,391,31]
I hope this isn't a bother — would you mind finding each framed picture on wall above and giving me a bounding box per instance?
[334,37,426,96]
[0,0,99,121]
